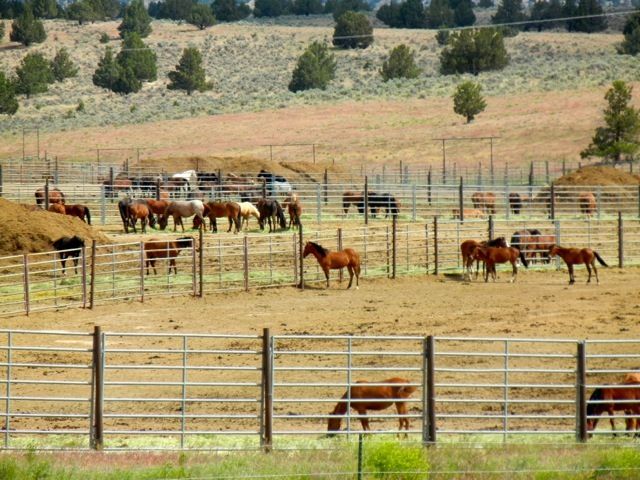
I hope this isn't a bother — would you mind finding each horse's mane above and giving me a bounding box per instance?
[308,241,328,257]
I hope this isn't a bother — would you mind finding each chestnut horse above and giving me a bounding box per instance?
[144,199,171,217]
[127,202,153,233]
[283,193,302,229]
[472,245,528,283]
[548,245,608,284]
[201,201,241,233]
[48,203,66,215]
[64,204,91,225]
[143,237,193,275]
[35,186,65,207]
[460,237,508,280]
[587,381,640,437]
[579,192,597,216]
[471,192,496,215]
[510,229,556,264]
[303,241,361,289]
[327,378,417,436]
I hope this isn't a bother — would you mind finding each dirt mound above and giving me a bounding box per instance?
[0,198,110,256]
[554,166,640,186]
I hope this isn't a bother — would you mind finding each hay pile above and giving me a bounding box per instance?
[554,166,640,186]
[0,198,109,256]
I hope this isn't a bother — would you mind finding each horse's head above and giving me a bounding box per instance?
[548,244,558,257]
[327,414,342,434]
[471,245,487,260]
[158,215,168,230]
[148,213,157,228]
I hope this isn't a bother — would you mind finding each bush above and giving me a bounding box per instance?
[93,47,121,91]
[212,0,251,21]
[453,80,486,123]
[440,28,509,75]
[10,7,46,46]
[328,0,370,20]
[332,11,373,49]
[380,44,421,82]
[117,33,157,82]
[363,440,430,480]
[289,41,336,92]
[618,12,640,55]
[118,0,152,39]
[51,48,78,82]
[292,0,323,15]
[168,47,213,95]
[15,52,54,98]
[0,71,19,115]
[67,1,99,25]
[253,0,291,17]
[188,3,215,30]
[99,32,110,43]
[436,29,449,46]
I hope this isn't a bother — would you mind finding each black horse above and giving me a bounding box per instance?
[368,192,400,218]
[52,236,85,275]
[257,198,287,232]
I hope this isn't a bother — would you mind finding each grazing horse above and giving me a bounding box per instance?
[64,204,91,225]
[128,202,153,233]
[343,191,366,216]
[460,237,508,280]
[35,186,65,207]
[587,382,640,437]
[510,229,555,264]
[52,236,84,275]
[256,199,287,233]
[303,241,361,289]
[368,192,400,218]
[548,245,608,284]
[579,192,597,216]
[327,378,417,436]
[48,203,66,215]
[119,198,156,233]
[237,202,260,229]
[144,199,171,217]
[472,245,528,283]
[471,192,496,215]
[143,237,193,275]
[508,193,523,215]
[159,200,205,232]
[201,201,241,233]
[283,193,302,229]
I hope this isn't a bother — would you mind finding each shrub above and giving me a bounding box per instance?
[15,52,54,98]
[117,33,157,82]
[253,0,291,17]
[67,1,99,25]
[436,29,449,46]
[328,0,370,20]
[10,7,46,46]
[332,11,373,49]
[380,44,421,82]
[188,4,215,30]
[363,440,430,480]
[76,99,85,112]
[289,41,336,92]
[426,0,453,28]
[93,47,121,91]
[293,0,323,15]
[618,12,640,55]
[212,0,251,21]
[453,80,486,123]
[0,71,19,115]
[440,28,509,75]
[51,48,78,82]
[99,32,110,43]
[32,0,58,18]
[168,47,213,95]
[118,0,152,39]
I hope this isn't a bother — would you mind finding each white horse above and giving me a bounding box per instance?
[159,200,205,232]
[236,201,260,229]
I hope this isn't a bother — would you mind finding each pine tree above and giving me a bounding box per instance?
[10,7,46,46]
[93,47,122,90]
[453,81,487,123]
[168,47,213,95]
[51,48,78,82]
[492,0,526,35]
[377,2,402,27]
[117,33,157,82]
[581,80,640,163]
[619,12,640,55]
[188,3,215,29]
[380,44,421,81]
[15,52,54,98]
[112,65,142,94]
[289,41,336,92]
[332,11,373,49]
[454,0,476,27]
[67,0,99,25]
[440,28,509,75]
[32,0,58,18]
[399,0,426,28]
[0,71,19,115]
[118,0,152,39]
[427,0,453,28]
[212,0,251,21]
[572,0,606,32]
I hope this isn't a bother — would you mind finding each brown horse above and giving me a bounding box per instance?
[342,191,366,216]
[472,245,528,283]
[283,193,302,229]
[587,382,640,437]
[548,245,608,284]
[202,201,241,233]
[508,192,523,215]
[35,186,65,207]
[327,378,417,436]
[144,199,171,217]
[471,192,496,215]
[48,203,66,215]
[64,204,91,225]
[128,202,152,233]
[460,237,508,280]
[303,241,361,289]
[143,237,193,275]
[510,229,556,264]
[579,192,597,216]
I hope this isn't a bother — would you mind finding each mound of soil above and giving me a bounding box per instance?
[554,166,640,186]
[0,198,109,256]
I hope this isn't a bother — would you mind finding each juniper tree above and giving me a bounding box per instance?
[168,47,213,95]
[0,72,19,115]
[15,52,54,98]
[10,7,46,46]
[118,0,152,38]
[453,81,486,123]
[380,44,421,81]
[289,41,336,92]
[51,48,78,82]
[332,11,373,49]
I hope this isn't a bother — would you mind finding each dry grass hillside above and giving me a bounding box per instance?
[1,18,639,169]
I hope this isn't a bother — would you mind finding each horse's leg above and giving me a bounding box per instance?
[227,215,233,233]
[356,408,369,432]
[511,260,517,283]
[74,255,79,274]
[152,259,157,275]
[592,261,599,284]
[568,264,575,285]
[397,402,410,438]
[609,409,617,436]
[324,266,330,288]
[60,257,67,276]
[142,217,147,234]
[586,262,592,284]
[179,217,185,232]
[145,259,150,276]
[346,265,354,289]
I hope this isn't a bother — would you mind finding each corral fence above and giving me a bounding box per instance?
[1,217,639,317]
[1,329,639,450]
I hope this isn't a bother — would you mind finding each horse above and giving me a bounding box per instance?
[343,191,366,216]
[460,237,508,280]
[48,203,66,215]
[283,193,302,229]
[158,200,205,232]
[256,198,287,233]
[52,236,85,275]
[103,177,132,198]
[128,202,153,233]
[119,198,156,233]
[64,204,91,225]
[368,192,400,218]
[202,201,241,233]
[508,193,523,215]
[35,186,65,207]
[510,229,555,264]
[327,378,417,436]
[472,245,528,283]
[237,202,260,229]
[587,382,640,437]
[143,237,193,275]
[548,245,608,284]
[579,192,597,216]
[471,192,496,215]
[303,241,361,289]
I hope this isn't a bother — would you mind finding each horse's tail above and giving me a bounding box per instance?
[118,201,129,231]
[594,251,608,267]
[85,207,91,225]
[519,249,529,268]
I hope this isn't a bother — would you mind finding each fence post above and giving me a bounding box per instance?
[488,215,494,241]
[100,185,106,226]
[425,335,436,444]
[243,236,249,292]
[562,159,566,177]
[458,176,464,223]
[316,184,321,223]
[528,161,534,186]
[199,227,204,297]
[338,228,343,283]
[550,183,556,220]
[545,160,550,185]
[139,242,144,302]
[155,179,161,201]
[427,168,432,206]
[293,233,299,286]
[298,224,304,289]
[0,165,3,197]
[92,326,104,450]
[191,237,197,296]
[261,179,266,199]
[425,223,429,274]
[90,240,96,309]
[23,254,30,315]
[323,169,328,205]
[392,216,397,279]
[597,187,602,220]
[412,184,417,221]
[364,176,369,225]
[618,211,624,268]
[576,341,587,443]
[638,185,640,218]
[433,217,439,275]
[44,178,50,211]
[81,245,87,308]
[109,167,114,202]
[261,328,273,452]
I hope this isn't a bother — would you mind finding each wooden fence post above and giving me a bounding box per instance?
[261,328,273,452]
[458,177,464,223]
[338,228,343,283]
[427,168,432,206]
[550,183,556,220]
[433,217,439,275]
[155,179,161,201]
[92,326,104,450]
[425,335,436,444]
[191,237,197,296]
[0,165,3,197]
[425,223,429,274]
[81,245,87,308]
[293,234,298,286]
[323,168,328,205]
[23,254,30,315]
[576,341,587,443]
[618,211,624,268]
[44,178,49,211]
[392,216,397,279]
[109,167,114,202]
[139,242,144,302]
[364,176,369,225]
[488,215,494,241]
[90,241,96,309]
[298,224,304,289]
[243,236,249,292]
[199,227,204,297]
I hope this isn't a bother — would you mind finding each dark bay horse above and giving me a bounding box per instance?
[52,236,84,275]
[303,241,361,289]
[548,245,608,284]
[327,378,417,436]
[342,191,365,216]
[143,237,193,275]
[368,192,400,218]
[472,245,528,283]
[119,198,156,233]
[508,193,523,215]
[587,382,640,437]
[64,204,91,225]
[35,186,65,207]
[256,199,286,233]
[460,237,508,280]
